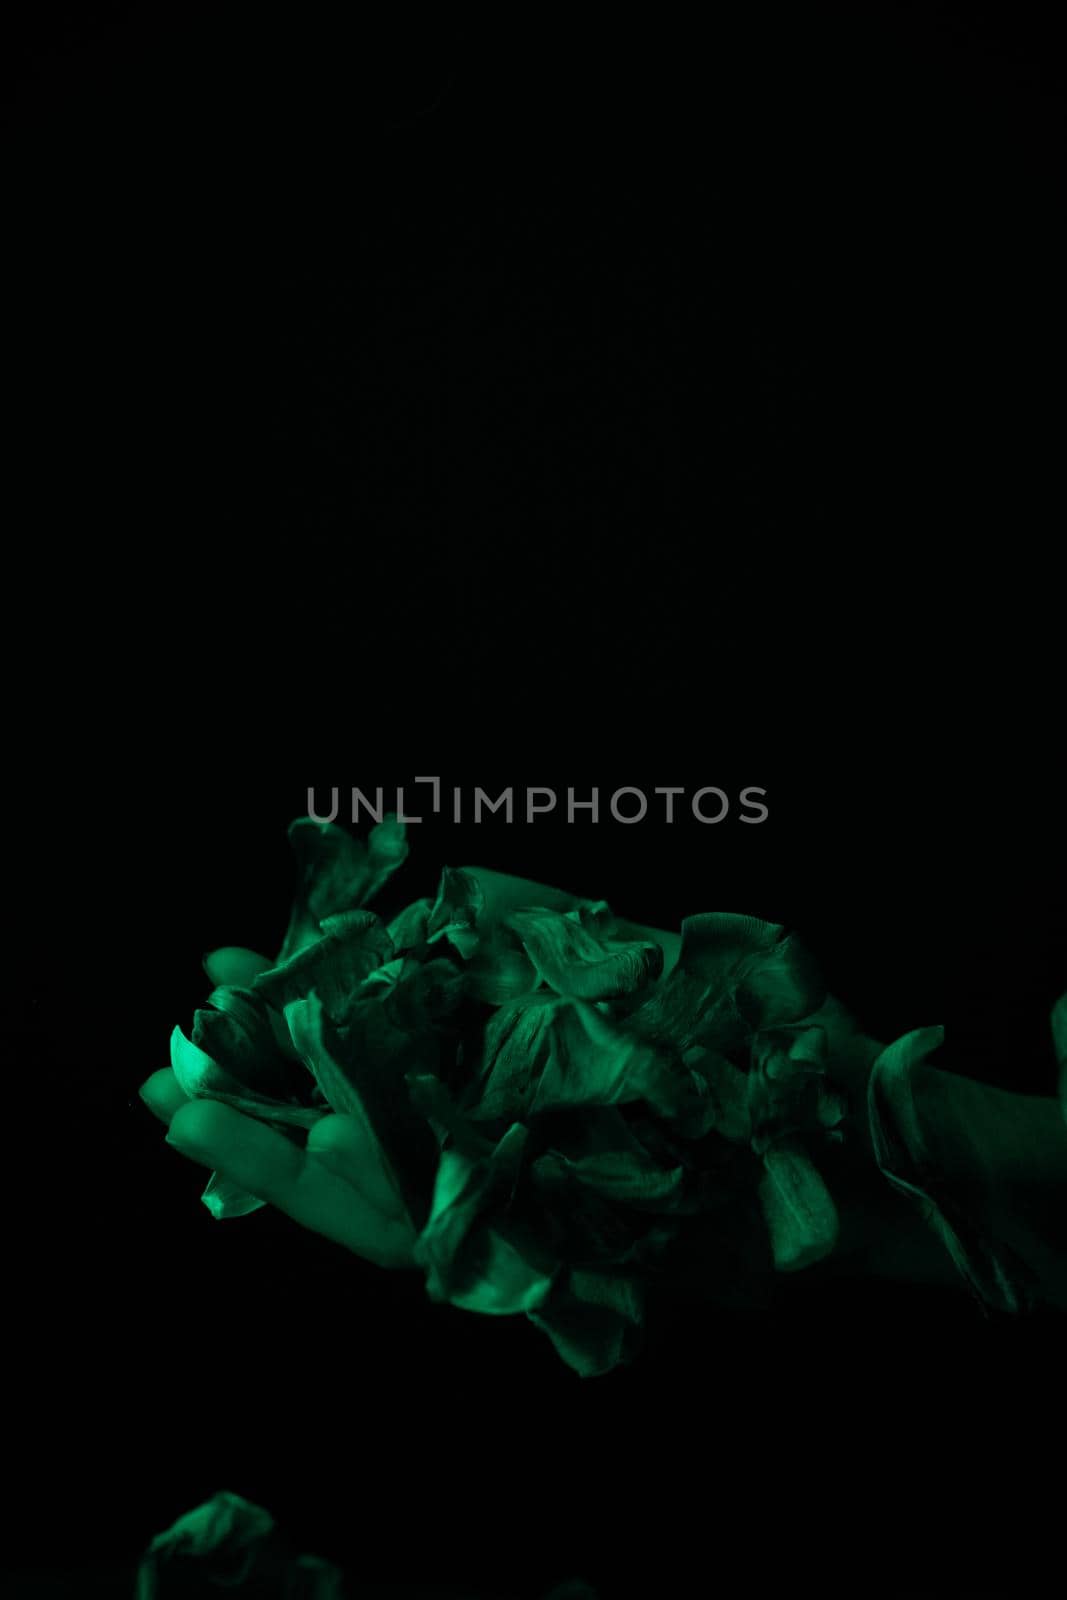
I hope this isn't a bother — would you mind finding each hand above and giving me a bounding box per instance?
[139,946,418,1268]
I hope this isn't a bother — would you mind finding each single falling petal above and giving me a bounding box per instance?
[201,1171,268,1219]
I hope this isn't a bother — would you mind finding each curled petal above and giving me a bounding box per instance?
[474,994,696,1125]
[735,933,825,1029]
[255,910,392,1023]
[506,907,663,999]
[279,814,408,958]
[386,896,432,953]
[169,1024,230,1100]
[169,1026,323,1130]
[637,915,823,1055]
[427,865,485,958]
[676,912,787,985]
[285,992,439,1232]
[193,986,303,1091]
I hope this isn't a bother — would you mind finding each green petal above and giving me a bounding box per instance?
[735,932,825,1028]
[381,955,466,1034]
[747,1025,844,1155]
[630,918,824,1060]
[448,1229,554,1315]
[474,994,692,1123]
[138,1490,274,1586]
[289,1555,347,1598]
[528,1270,645,1377]
[426,865,485,958]
[763,1024,827,1079]
[201,1172,267,1219]
[684,1047,751,1141]
[463,923,539,1005]
[192,986,305,1094]
[365,812,409,886]
[505,907,663,999]
[279,814,408,959]
[361,955,404,992]
[169,1026,323,1130]
[285,991,440,1232]
[474,993,565,1120]
[386,896,432,953]
[532,1145,685,1208]
[415,1125,530,1304]
[758,1142,839,1271]
[676,912,786,984]
[287,985,422,1222]
[137,1490,345,1597]
[255,909,392,1023]
[868,1026,1026,1312]
[406,1072,496,1160]
[565,1002,705,1123]
[169,1024,229,1099]
[570,899,615,930]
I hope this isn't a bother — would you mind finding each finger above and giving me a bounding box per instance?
[306,1112,407,1221]
[203,947,273,988]
[139,1067,190,1127]
[166,1099,416,1267]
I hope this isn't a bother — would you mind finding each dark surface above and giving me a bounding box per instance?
[6,5,1065,1595]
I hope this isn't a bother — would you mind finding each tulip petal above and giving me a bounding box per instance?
[868,1027,1028,1312]
[426,864,485,958]
[138,1490,274,1590]
[255,910,392,1023]
[192,987,306,1095]
[473,993,695,1126]
[279,814,408,958]
[170,1026,323,1130]
[285,992,439,1232]
[201,1171,267,1219]
[448,1229,554,1315]
[386,896,432,953]
[528,1269,645,1378]
[758,1142,839,1271]
[414,1125,531,1305]
[505,906,663,999]
[136,1490,345,1597]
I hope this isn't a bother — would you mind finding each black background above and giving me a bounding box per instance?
[6,4,1065,1595]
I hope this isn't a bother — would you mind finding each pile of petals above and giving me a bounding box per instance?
[170,817,918,1375]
